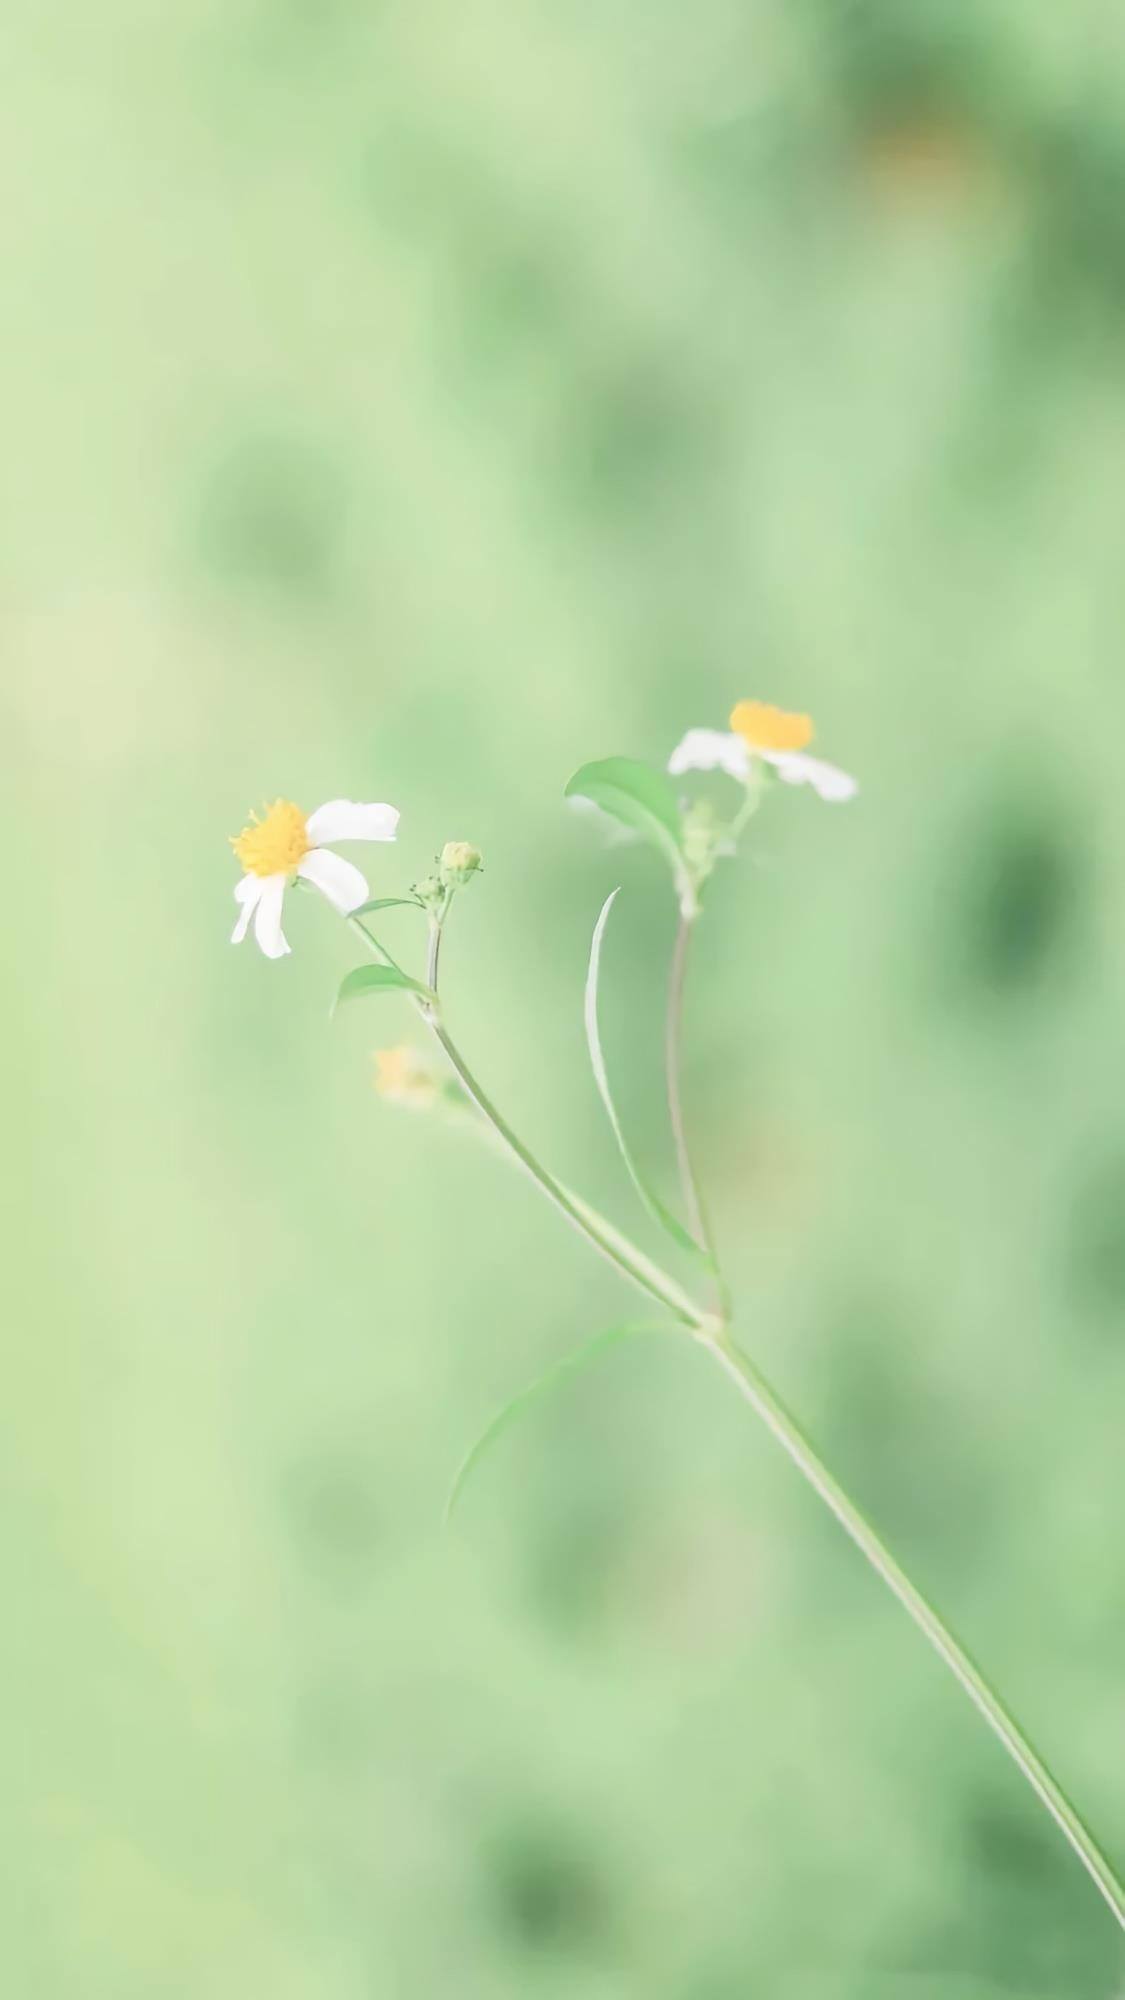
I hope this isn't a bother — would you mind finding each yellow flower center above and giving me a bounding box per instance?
[729,700,813,755]
[230,799,311,877]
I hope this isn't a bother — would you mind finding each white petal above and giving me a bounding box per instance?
[231,873,264,944]
[297,845,370,914]
[767,751,858,802]
[305,799,399,845]
[252,875,291,958]
[668,729,750,782]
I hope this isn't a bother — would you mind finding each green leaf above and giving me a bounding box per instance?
[351,896,422,918]
[445,1321,675,1525]
[332,964,434,1016]
[584,890,706,1261]
[565,757,686,880]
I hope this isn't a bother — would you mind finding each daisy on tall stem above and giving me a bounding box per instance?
[228,702,1125,1938]
[230,796,399,959]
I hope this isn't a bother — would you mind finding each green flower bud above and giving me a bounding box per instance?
[681,798,730,881]
[439,841,482,888]
[412,873,445,911]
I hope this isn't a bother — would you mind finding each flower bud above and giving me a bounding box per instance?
[681,798,734,880]
[439,841,482,888]
[412,873,445,911]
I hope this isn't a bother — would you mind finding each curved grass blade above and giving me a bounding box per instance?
[445,1321,675,1525]
[585,890,707,1262]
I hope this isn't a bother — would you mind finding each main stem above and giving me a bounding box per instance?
[666,914,706,1242]
[665,911,730,1316]
[704,1330,1125,1931]
[346,904,1125,1930]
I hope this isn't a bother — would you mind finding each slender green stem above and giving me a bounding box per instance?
[346,913,407,979]
[703,1330,1125,1931]
[425,1010,704,1326]
[349,904,1125,1929]
[425,896,449,992]
[665,912,731,1317]
[350,912,707,1329]
[666,915,703,1240]
[729,762,766,843]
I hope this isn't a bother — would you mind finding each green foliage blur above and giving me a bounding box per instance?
[7,3,1125,1993]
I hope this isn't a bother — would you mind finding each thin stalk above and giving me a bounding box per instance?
[345,914,407,980]
[349,912,706,1330]
[704,1329,1125,1932]
[426,1011,704,1327]
[425,895,449,992]
[665,912,730,1317]
[348,910,1125,1929]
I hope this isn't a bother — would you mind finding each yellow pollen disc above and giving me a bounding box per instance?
[729,700,814,755]
[230,798,310,877]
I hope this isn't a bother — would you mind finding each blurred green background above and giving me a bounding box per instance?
[7,2,1125,1993]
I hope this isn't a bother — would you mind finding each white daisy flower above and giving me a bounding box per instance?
[669,702,857,803]
[230,797,400,959]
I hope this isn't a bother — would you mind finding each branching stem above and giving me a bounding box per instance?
[349,910,705,1329]
[344,896,1125,1932]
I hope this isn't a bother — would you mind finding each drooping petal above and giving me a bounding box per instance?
[253,874,292,958]
[231,872,265,945]
[668,729,751,783]
[305,800,400,846]
[297,845,370,914]
[767,750,858,802]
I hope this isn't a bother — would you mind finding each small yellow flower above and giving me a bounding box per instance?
[230,796,399,959]
[373,1046,439,1108]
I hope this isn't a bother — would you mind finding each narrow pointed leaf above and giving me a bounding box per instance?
[445,1321,675,1525]
[332,964,434,1016]
[351,896,423,918]
[584,890,706,1261]
[565,757,685,878]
